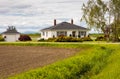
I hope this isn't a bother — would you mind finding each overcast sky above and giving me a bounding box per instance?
[0,0,90,33]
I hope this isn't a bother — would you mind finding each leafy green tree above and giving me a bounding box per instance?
[81,0,120,42]
[81,0,107,33]
[109,0,120,41]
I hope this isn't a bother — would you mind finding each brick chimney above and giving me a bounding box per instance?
[71,19,73,24]
[54,19,56,26]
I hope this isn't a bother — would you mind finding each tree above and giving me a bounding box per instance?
[81,0,107,32]
[109,0,120,41]
[81,0,120,42]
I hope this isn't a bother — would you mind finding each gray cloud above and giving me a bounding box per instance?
[0,0,91,33]
[11,4,32,9]
[0,8,10,14]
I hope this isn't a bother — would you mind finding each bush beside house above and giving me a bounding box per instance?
[81,37,93,41]
[0,36,4,41]
[19,35,32,41]
[54,36,83,42]
[38,36,93,42]
[38,36,83,42]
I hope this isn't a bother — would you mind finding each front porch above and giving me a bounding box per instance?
[54,30,88,38]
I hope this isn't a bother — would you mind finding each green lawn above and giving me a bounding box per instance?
[0,43,120,79]
[19,33,40,42]
[28,33,40,41]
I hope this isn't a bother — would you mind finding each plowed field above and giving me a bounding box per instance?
[0,46,78,77]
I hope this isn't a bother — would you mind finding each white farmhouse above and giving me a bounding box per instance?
[1,26,20,42]
[41,19,89,39]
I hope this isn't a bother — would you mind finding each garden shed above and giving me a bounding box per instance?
[1,26,20,42]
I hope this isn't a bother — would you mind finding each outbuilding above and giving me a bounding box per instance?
[1,26,20,42]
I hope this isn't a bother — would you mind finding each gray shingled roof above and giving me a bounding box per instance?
[41,22,88,31]
[1,26,20,34]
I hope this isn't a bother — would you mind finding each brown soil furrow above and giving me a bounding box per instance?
[0,46,79,78]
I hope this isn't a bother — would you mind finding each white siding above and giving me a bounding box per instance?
[67,31,72,37]
[41,29,89,39]
[2,34,20,42]
[51,31,57,37]
[41,31,53,39]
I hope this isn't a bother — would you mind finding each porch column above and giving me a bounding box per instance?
[67,31,72,37]
[76,31,79,38]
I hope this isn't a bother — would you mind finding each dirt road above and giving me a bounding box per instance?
[0,46,78,77]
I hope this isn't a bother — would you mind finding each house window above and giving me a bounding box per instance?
[57,31,67,37]
[72,31,76,37]
[81,31,86,36]
[4,36,7,38]
[78,32,81,38]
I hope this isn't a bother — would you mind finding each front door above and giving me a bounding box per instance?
[72,31,76,37]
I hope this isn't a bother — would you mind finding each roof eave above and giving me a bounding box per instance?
[41,28,89,31]
[1,32,21,34]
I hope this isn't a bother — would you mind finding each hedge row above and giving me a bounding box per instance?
[38,36,93,42]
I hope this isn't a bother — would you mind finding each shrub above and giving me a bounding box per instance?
[70,38,83,42]
[47,38,56,42]
[19,35,32,41]
[95,36,106,41]
[37,36,83,42]
[54,36,67,42]
[82,37,93,41]
[0,36,4,41]
[54,36,83,42]
[37,38,45,42]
